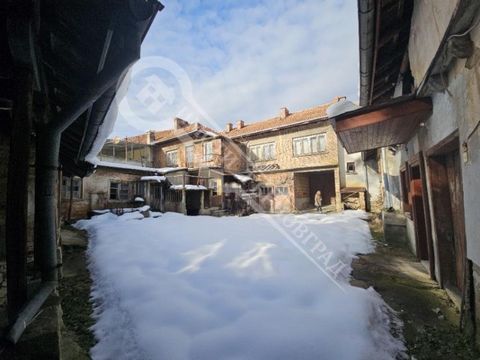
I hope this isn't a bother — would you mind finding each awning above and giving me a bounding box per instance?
[330,96,432,153]
[141,176,166,182]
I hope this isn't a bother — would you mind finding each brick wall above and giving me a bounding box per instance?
[222,139,246,173]
[294,172,310,210]
[154,138,224,169]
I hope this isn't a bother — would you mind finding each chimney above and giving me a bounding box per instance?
[236,120,245,129]
[280,107,289,119]
[173,117,189,130]
[146,130,155,144]
[225,123,233,132]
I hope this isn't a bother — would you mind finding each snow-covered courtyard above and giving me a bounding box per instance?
[76,211,405,360]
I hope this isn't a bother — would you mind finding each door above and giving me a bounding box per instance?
[410,178,429,260]
[429,146,466,292]
[446,150,466,291]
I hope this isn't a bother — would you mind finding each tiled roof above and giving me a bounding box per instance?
[110,124,219,145]
[108,97,343,145]
[151,123,219,144]
[222,98,342,138]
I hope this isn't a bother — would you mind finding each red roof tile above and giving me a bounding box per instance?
[222,98,342,138]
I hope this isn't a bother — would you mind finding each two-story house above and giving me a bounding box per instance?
[223,98,345,213]
[150,117,249,214]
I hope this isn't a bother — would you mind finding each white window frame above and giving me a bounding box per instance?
[292,133,326,156]
[248,142,276,162]
[166,150,178,167]
[203,142,213,161]
[185,145,194,167]
[275,186,289,195]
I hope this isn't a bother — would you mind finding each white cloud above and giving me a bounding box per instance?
[113,0,359,136]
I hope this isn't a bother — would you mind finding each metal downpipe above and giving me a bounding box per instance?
[34,128,61,282]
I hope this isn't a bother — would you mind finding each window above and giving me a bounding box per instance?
[275,186,288,195]
[248,142,276,162]
[62,177,82,199]
[166,150,178,167]
[346,162,356,174]
[203,142,213,161]
[186,145,194,167]
[110,181,129,200]
[292,134,326,156]
[260,186,273,195]
[209,179,218,196]
[133,182,146,197]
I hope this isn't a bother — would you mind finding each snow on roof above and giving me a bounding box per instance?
[233,174,253,183]
[326,99,360,118]
[170,184,207,191]
[95,160,161,172]
[156,167,187,174]
[85,74,131,164]
[140,176,166,182]
[94,160,186,174]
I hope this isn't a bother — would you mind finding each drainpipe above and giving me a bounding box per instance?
[35,53,138,280]
[7,54,139,346]
[35,128,61,281]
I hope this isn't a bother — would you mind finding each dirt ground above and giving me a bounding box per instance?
[59,225,95,359]
[352,214,479,360]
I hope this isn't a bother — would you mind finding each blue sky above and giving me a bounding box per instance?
[114,0,359,136]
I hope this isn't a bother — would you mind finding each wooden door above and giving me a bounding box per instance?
[446,150,466,291]
[410,179,428,260]
[428,146,466,292]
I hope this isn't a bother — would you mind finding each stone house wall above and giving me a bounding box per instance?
[232,120,341,212]
[61,167,147,220]
[154,138,223,169]
[238,120,339,171]
[402,0,480,338]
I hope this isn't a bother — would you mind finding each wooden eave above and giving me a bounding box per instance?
[331,96,432,154]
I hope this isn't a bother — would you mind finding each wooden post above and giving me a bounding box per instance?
[67,176,74,222]
[6,68,33,322]
[419,151,435,280]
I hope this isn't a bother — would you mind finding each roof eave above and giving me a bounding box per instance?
[227,115,330,139]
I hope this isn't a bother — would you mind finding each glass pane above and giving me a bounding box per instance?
[302,138,310,154]
[319,135,326,151]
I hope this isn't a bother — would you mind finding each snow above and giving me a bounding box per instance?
[134,197,145,202]
[93,160,186,175]
[233,173,253,183]
[85,71,131,164]
[326,98,361,117]
[94,160,164,173]
[140,176,166,182]
[155,167,187,174]
[76,211,405,360]
[170,184,207,191]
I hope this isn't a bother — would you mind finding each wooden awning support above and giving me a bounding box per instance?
[331,96,432,153]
